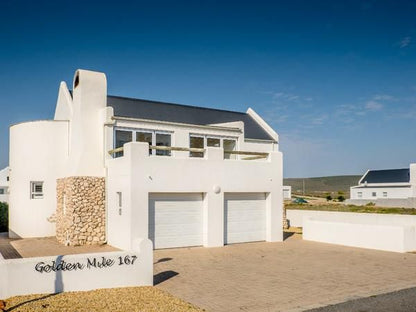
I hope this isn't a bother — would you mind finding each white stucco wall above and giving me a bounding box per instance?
[66,70,107,177]
[107,142,283,250]
[0,238,153,298]
[286,209,416,228]
[9,121,69,238]
[303,217,416,253]
[350,185,412,200]
[0,167,9,203]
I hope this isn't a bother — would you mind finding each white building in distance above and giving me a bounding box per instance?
[349,163,416,208]
[0,167,9,203]
[8,69,284,250]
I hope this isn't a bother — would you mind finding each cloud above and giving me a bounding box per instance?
[373,94,396,101]
[365,100,383,111]
[399,36,411,48]
[272,92,300,102]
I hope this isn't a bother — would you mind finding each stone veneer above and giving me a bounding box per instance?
[56,176,106,246]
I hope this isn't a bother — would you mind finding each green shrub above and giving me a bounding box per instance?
[366,202,376,206]
[326,195,332,201]
[0,202,8,232]
[337,195,345,202]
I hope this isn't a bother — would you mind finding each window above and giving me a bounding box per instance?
[115,130,132,157]
[188,134,237,158]
[357,192,362,198]
[207,137,220,147]
[136,131,152,155]
[0,188,4,195]
[223,139,237,159]
[372,192,377,197]
[383,192,388,198]
[155,133,171,156]
[190,136,204,157]
[30,182,44,199]
[114,128,172,157]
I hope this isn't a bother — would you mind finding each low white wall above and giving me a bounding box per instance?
[0,238,153,299]
[0,193,8,204]
[303,218,416,253]
[286,209,416,228]
[346,198,416,208]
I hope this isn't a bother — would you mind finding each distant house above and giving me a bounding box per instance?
[8,69,284,250]
[349,163,416,208]
[0,167,9,203]
[283,185,292,199]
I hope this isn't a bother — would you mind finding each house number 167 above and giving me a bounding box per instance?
[118,255,138,265]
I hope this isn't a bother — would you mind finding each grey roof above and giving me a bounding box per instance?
[361,168,410,184]
[107,95,275,141]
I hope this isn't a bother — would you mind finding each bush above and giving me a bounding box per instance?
[366,202,376,206]
[0,202,8,232]
[326,195,332,201]
[337,195,345,202]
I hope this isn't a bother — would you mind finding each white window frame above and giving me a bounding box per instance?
[113,127,173,156]
[188,133,238,158]
[372,192,377,197]
[30,181,44,199]
[383,192,388,198]
[357,192,362,198]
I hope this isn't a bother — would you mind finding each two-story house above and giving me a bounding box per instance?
[8,69,283,250]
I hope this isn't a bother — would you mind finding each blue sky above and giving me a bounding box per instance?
[0,0,415,177]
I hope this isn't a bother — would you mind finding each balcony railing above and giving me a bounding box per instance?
[108,146,268,160]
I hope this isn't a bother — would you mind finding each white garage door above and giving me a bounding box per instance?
[224,193,266,244]
[149,193,203,249]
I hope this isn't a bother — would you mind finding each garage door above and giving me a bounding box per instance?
[224,193,266,244]
[149,193,203,249]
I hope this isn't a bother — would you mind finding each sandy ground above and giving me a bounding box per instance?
[3,287,204,312]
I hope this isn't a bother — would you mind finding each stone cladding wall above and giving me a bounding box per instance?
[56,177,106,246]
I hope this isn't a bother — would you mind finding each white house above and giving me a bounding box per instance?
[349,164,416,208]
[283,185,292,199]
[0,167,9,203]
[8,69,283,250]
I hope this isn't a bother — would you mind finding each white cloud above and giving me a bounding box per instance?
[272,92,300,102]
[365,100,383,111]
[399,36,411,48]
[373,94,396,101]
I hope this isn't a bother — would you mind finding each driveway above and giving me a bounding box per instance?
[154,234,416,312]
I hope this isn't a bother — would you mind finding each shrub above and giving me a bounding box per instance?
[326,195,332,201]
[366,202,376,206]
[337,195,345,202]
[0,202,8,232]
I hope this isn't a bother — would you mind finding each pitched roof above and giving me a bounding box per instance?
[360,168,410,184]
[107,95,275,141]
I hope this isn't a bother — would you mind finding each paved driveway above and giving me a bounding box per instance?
[154,234,416,312]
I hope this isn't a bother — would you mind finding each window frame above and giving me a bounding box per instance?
[113,127,173,157]
[188,133,238,158]
[30,181,44,199]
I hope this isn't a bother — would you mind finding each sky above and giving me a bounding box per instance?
[0,0,415,178]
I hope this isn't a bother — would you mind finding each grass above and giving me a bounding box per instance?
[285,203,416,215]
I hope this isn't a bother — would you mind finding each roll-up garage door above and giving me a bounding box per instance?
[224,193,266,244]
[149,193,203,249]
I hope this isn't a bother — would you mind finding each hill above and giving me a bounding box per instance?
[283,175,361,197]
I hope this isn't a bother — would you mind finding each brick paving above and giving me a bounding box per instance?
[154,234,416,312]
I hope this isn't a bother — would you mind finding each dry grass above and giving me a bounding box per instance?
[4,287,204,312]
[286,203,416,215]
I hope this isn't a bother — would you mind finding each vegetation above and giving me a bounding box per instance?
[0,202,8,232]
[285,202,416,215]
[283,175,361,198]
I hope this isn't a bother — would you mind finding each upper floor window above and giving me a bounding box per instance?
[0,188,4,195]
[357,192,362,198]
[114,128,172,157]
[30,181,44,199]
[383,192,388,197]
[189,135,237,158]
